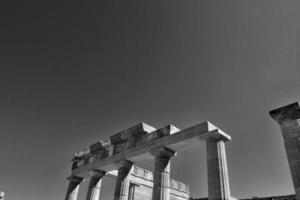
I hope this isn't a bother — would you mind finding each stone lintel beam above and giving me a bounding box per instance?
[85,169,106,177]
[72,121,229,178]
[110,122,156,145]
[200,129,231,142]
[269,102,300,124]
[156,125,181,136]
[150,146,176,158]
[65,176,84,200]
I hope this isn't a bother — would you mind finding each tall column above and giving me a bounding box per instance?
[270,102,300,200]
[113,160,133,200]
[65,176,83,200]
[86,170,106,200]
[205,131,231,200]
[151,147,176,200]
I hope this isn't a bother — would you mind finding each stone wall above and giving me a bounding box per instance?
[130,165,190,200]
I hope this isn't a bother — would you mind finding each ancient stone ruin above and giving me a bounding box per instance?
[64,102,300,200]
[270,102,300,200]
[65,121,233,200]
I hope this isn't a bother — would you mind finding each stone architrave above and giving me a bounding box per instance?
[113,160,133,200]
[270,102,300,200]
[204,130,231,200]
[86,170,106,200]
[151,146,176,200]
[65,176,83,200]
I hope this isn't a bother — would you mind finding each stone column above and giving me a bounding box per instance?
[205,131,231,200]
[86,170,106,200]
[270,102,300,200]
[65,176,83,200]
[113,160,133,200]
[151,147,176,200]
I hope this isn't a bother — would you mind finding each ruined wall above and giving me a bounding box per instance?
[129,165,190,200]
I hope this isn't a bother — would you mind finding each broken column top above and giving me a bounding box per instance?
[269,102,300,124]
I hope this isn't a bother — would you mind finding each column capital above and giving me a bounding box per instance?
[115,160,133,168]
[89,169,106,178]
[67,175,83,182]
[65,176,83,200]
[201,129,231,142]
[270,102,300,124]
[150,146,176,158]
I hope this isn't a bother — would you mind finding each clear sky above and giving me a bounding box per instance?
[0,1,300,200]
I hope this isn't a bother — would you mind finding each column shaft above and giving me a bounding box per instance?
[65,176,83,200]
[113,160,133,200]
[207,139,231,200]
[86,171,106,200]
[151,147,175,200]
[280,120,300,200]
[270,102,300,200]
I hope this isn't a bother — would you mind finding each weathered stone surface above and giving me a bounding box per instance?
[270,102,300,200]
[85,170,106,200]
[72,121,227,178]
[66,121,231,200]
[147,125,180,142]
[114,160,133,200]
[206,137,231,200]
[65,176,83,200]
[270,102,300,124]
[111,123,156,155]
[151,147,176,200]
[130,165,190,200]
[110,123,156,145]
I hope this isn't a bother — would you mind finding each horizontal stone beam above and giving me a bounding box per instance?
[72,121,229,178]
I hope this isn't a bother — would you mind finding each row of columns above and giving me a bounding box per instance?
[65,136,231,200]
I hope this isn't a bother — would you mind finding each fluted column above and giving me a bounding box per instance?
[206,137,231,200]
[270,102,300,200]
[65,176,83,200]
[86,170,106,200]
[151,147,176,200]
[113,160,133,200]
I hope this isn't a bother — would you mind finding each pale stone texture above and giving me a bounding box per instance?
[151,147,176,200]
[85,170,106,200]
[270,102,300,200]
[114,160,133,200]
[130,165,190,200]
[206,136,231,200]
[65,176,83,200]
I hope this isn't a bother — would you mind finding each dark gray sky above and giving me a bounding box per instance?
[0,1,300,200]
